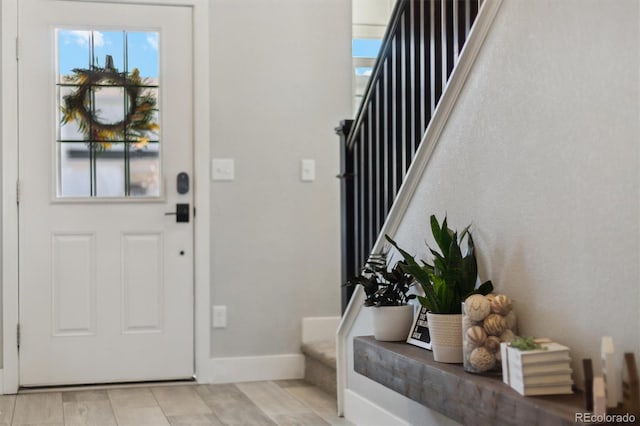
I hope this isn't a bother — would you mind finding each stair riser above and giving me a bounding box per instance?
[304,356,337,397]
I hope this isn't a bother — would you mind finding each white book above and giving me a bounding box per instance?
[510,381,573,396]
[509,373,573,387]
[507,342,570,365]
[509,362,572,377]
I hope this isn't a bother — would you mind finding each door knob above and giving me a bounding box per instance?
[165,203,190,222]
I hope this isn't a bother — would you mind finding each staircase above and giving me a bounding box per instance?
[335,0,494,417]
[299,318,340,396]
[301,339,337,397]
[306,2,484,397]
[336,0,483,311]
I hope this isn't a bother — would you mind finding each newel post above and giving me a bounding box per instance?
[335,119,354,312]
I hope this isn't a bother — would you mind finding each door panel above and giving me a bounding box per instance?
[121,232,164,333]
[18,0,194,386]
[52,232,96,336]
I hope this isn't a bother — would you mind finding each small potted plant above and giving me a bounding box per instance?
[346,253,416,341]
[386,214,493,362]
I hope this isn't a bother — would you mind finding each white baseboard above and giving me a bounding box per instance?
[0,369,4,395]
[344,389,410,426]
[208,354,304,384]
[302,316,340,343]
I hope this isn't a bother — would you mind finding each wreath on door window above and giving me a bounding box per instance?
[60,65,159,151]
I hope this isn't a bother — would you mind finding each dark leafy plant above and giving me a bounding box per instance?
[385,214,493,314]
[345,253,416,307]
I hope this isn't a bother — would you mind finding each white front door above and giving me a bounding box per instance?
[18,0,194,386]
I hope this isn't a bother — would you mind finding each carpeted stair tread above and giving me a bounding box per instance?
[301,339,337,397]
[301,339,336,370]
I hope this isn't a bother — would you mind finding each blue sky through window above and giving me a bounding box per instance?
[352,38,382,59]
[58,30,159,78]
[355,67,373,76]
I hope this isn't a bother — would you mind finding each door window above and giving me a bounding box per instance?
[57,29,160,197]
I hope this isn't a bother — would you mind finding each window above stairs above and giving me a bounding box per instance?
[352,0,394,114]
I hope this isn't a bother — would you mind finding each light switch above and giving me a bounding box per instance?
[212,158,235,181]
[301,159,315,182]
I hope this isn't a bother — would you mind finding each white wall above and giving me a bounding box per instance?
[394,0,639,386]
[353,0,394,27]
[346,0,639,423]
[208,0,351,357]
[353,0,394,38]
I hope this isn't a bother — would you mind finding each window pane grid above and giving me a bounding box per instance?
[56,29,160,198]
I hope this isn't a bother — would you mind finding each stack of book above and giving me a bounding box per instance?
[501,340,573,396]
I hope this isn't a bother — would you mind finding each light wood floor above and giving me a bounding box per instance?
[0,380,352,426]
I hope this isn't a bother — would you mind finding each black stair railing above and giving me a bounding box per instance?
[337,0,483,310]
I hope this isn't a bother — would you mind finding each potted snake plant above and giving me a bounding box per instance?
[346,253,416,341]
[386,214,493,362]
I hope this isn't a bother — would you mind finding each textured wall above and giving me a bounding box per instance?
[348,0,639,423]
[392,0,639,390]
[208,0,351,357]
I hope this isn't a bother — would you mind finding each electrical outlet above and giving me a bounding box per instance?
[212,305,227,328]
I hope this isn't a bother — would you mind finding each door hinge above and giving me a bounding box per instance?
[193,206,196,218]
[16,180,20,205]
[15,37,19,61]
[16,323,20,350]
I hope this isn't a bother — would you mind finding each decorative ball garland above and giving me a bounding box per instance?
[61,67,159,151]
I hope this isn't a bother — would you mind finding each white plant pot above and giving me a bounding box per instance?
[372,304,414,341]
[427,312,463,363]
